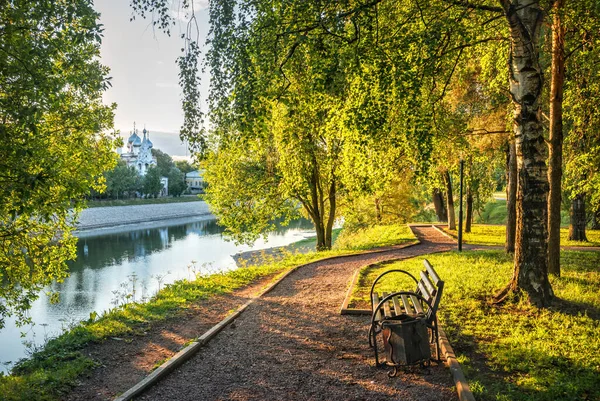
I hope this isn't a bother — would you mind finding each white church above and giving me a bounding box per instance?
[120,126,157,175]
[118,125,169,196]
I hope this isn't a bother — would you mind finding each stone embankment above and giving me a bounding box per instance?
[75,201,212,233]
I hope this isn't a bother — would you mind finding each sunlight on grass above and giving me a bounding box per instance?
[352,250,600,401]
[333,224,416,250]
[444,224,600,247]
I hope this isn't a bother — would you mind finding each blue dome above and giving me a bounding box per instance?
[133,135,142,146]
[142,129,153,148]
[127,132,140,143]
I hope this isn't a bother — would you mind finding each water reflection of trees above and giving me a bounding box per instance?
[68,218,314,273]
[69,219,224,272]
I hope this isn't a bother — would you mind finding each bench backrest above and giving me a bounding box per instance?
[416,259,444,321]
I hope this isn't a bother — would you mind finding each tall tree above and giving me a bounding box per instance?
[495,0,553,306]
[547,0,566,276]
[0,0,117,327]
[505,140,517,253]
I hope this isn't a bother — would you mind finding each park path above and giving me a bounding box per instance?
[137,226,458,401]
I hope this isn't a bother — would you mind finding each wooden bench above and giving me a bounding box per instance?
[368,259,444,368]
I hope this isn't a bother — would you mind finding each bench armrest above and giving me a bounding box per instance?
[370,270,419,311]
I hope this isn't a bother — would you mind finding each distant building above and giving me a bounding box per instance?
[120,127,157,176]
[185,170,205,194]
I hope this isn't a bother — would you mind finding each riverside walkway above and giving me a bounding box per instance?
[134,226,458,401]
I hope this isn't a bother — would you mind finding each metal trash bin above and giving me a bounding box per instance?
[381,314,430,368]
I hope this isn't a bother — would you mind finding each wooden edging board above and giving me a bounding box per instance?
[439,327,476,401]
[113,235,423,401]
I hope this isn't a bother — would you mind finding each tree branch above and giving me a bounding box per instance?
[442,0,503,13]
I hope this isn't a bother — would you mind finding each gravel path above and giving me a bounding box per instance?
[138,226,458,401]
[76,201,211,231]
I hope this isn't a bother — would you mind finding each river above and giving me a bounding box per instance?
[0,216,315,372]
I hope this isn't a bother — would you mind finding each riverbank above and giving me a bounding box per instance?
[75,201,213,235]
[86,196,203,208]
[1,224,418,401]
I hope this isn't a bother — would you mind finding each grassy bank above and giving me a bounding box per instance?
[351,250,600,401]
[1,223,416,401]
[86,196,202,208]
[476,199,570,226]
[333,223,416,250]
[443,224,600,247]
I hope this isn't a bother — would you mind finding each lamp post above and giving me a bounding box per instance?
[458,158,464,252]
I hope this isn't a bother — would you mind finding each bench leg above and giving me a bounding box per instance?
[368,324,383,366]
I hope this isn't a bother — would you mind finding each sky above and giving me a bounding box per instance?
[96,0,210,159]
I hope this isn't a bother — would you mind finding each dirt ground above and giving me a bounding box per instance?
[65,226,458,401]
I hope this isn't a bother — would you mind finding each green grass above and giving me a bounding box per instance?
[351,250,600,401]
[333,223,417,250]
[476,199,570,226]
[86,196,202,208]
[444,224,600,247]
[1,223,415,400]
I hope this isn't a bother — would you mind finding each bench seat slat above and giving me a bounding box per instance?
[382,292,392,318]
[420,271,436,295]
[418,281,431,301]
[424,259,441,286]
[392,295,402,317]
[400,294,414,315]
[410,295,425,315]
[372,292,382,321]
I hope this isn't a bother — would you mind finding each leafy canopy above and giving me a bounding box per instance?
[0,0,117,328]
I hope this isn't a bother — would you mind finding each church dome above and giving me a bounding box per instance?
[133,135,142,146]
[127,132,140,144]
[142,128,153,148]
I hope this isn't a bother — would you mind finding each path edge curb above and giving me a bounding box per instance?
[113,236,421,400]
[439,327,476,401]
[337,247,476,401]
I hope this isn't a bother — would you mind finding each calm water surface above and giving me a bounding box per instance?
[0,217,314,372]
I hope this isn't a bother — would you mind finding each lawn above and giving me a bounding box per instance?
[476,199,570,226]
[444,224,600,247]
[333,223,417,250]
[86,195,203,208]
[351,250,600,401]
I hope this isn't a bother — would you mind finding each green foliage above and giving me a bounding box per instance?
[175,160,196,174]
[151,148,175,177]
[352,250,600,401]
[0,0,117,328]
[104,161,141,199]
[142,166,163,198]
[167,167,187,197]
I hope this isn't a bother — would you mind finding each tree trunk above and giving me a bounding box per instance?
[506,141,517,253]
[432,188,447,222]
[325,180,336,249]
[497,0,553,307]
[568,194,587,241]
[374,197,382,223]
[465,188,473,233]
[592,208,600,230]
[444,171,456,230]
[547,0,566,277]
